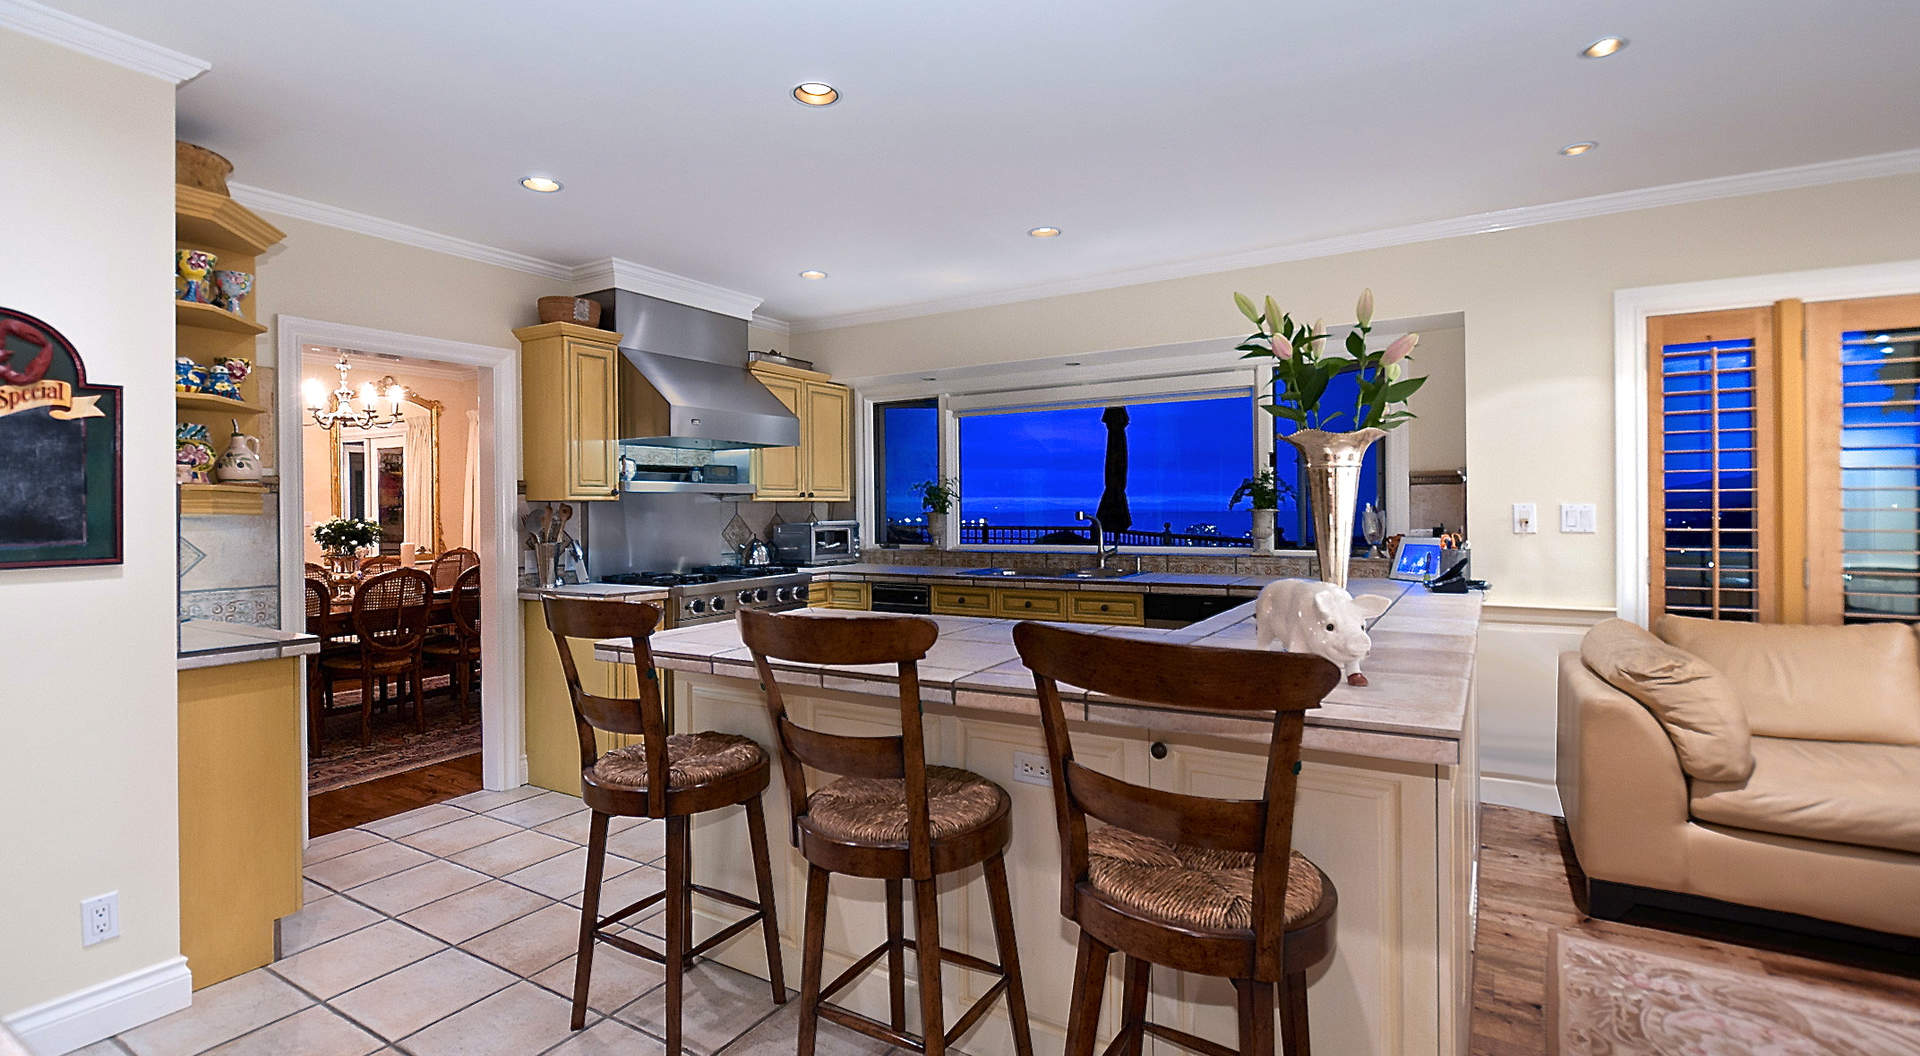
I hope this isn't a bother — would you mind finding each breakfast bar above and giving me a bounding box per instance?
[596,580,1480,1056]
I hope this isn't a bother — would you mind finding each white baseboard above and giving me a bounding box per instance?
[3,956,190,1055]
[1481,774,1563,816]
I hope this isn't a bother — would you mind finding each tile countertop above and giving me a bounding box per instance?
[515,582,671,604]
[178,619,321,671]
[597,579,1483,766]
[801,562,1274,593]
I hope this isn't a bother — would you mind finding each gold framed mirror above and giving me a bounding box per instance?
[328,380,445,554]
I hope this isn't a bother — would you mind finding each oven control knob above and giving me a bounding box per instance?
[687,598,707,616]
[775,586,794,603]
[755,588,770,603]
[738,589,754,606]
[712,595,728,612]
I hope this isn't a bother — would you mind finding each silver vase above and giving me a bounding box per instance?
[1281,427,1385,590]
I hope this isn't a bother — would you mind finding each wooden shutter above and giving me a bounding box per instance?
[1805,294,1920,624]
[1646,309,1778,622]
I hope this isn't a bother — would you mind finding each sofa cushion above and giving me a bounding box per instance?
[1655,616,1920,745]
[1580,619,1754,783]
[1690,737,1920,855]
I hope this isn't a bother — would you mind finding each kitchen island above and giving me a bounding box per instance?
[596,580,1479,1056]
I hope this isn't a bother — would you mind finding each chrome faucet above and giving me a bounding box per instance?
[1077,509,1119,571]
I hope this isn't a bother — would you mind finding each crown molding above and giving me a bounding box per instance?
[788,146,1920,334]
[749,313,792,338]
[0,0,209,82]
[229,182,575,280]
[301,346,480,382]
[569,257,763,321]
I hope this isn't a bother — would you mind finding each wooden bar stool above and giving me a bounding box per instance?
[543,596,786,1055]
[1013,621,1343,1056]
[738,608,1034,1056]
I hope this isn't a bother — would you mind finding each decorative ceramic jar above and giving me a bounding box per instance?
[1281,427,1386,590]
[177,249,215,303]
[201,363,242,400]
[211,269,253,314]
[215,356,251,384]
[175,357,206,392]
[213,422,263,484]
[175,423,214,484]
[926,510,949,549]
[1250,507,1277,555]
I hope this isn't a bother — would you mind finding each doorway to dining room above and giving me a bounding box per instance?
[276,316,525,838]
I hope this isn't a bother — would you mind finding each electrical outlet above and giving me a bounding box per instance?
[1512,502,1538,534]
[82,892,118,947]
[1011,750,1052,787]
[1559,502,1598,533]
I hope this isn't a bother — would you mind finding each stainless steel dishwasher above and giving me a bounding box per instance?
[869,582,931,614]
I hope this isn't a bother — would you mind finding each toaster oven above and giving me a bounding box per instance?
[769,520,860,566]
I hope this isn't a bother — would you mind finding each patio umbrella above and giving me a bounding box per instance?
[1094,406,1132,534]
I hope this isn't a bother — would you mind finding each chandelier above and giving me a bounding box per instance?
[303,353,407,430]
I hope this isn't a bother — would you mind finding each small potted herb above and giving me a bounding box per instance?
[1230,469,1293,555]
[914,478,958,548]
[313,516,381,588]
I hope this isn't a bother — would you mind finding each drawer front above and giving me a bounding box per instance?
[807,581,830,607]
[930,584,992,615]
[1069,591,1145,626]
[992,588,1069,621]
[827,582,871,610]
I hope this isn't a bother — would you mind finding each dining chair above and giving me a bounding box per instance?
[543,596,786,1055]
[430,546,481,591]
[1013,621,1342,1056]
[317,568,433,746]
[739,608,1033,1056]
[424,564,482,714]
[359,554,400,575]
[304,576,346,755]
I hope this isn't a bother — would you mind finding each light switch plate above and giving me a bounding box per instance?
[1560,502,1598,533]
[1512,503,1538,534]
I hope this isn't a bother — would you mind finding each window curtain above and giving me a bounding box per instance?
[403,409,433,550]
[462,409,480,549]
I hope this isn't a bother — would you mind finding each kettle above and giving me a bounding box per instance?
[743,538,772,567]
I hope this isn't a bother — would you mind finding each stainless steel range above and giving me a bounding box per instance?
[601,565,810,627]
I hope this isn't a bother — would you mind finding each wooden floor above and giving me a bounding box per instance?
[307,752,483,837]
[1468,804,1920,1055]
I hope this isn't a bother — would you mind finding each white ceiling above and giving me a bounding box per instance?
[53,0,1920,326]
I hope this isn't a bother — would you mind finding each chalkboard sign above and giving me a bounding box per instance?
[0,308,122,568]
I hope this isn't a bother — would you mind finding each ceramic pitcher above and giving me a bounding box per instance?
[213,424,263,484]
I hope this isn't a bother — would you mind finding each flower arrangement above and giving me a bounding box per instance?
[913,478,959,514]
[312,516,381,556]
[1229,468,1293,511]
[1232,288,1425,432]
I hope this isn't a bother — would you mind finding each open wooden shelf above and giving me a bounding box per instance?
[179,482,268,516]
[175,184,285,256]
[176,299,266,336]
[177,390,268,416]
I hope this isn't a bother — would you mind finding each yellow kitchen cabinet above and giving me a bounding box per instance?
[991,587,1070,620]
[826,581,871,610]
[749,362,852,501]
[930,583,993,616]
[1068,590,1145,626]
[522,599,621,794]
[516,322,624,502]
[807,580,831,607]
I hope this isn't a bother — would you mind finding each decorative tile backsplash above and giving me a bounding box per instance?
[179,511,280,627]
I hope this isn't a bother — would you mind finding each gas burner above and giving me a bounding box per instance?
[693,564,800,580]
[602,571,718,587]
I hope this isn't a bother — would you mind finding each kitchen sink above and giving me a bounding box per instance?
[959,566,1143,580]
[1059,568,1144,579]
[959,567,1031,577]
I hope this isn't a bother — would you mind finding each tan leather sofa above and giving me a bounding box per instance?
[1558,615,1920,939]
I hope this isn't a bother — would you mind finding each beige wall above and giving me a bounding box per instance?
[794,171,1920,805]
[298,356,479,563]
[0,31,181,1021]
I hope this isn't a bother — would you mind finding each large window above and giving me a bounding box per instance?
[956,391,1256,547]
[1646,294,1920,625]
[874,398,940,545]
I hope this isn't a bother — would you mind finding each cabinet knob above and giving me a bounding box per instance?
[1023,600,1033,608]
[1099,604,1110,612]
[1150,741,1169,760]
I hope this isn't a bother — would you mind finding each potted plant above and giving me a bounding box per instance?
[914,478,958,549]
[313,516,381,595]
[1233,288,1424,587]
[1230,468,1294,555]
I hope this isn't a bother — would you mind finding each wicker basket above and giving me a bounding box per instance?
[536,296,603,326]
[176,141,234,195]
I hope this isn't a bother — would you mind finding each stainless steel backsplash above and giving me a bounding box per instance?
[582,493,852,573]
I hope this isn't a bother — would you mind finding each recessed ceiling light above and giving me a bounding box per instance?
[1559,141,1597,157]
[520,176,562,193]
[1064,361,1082,366]
[799,269,828,280]
[1581,36,1628,59]
[920,376,937,382]
[793,82,839,106]
[1027,226,1062,238]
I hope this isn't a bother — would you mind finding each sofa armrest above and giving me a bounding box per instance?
[1557,652,1691,891]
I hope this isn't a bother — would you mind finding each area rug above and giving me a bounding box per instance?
[309,677,482,793]
[1549,931,1920,1055]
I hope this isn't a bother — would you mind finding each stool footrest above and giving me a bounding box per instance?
[1140,1021,1239,1056]
[595,889,666,930]
[814,936,1016,1053]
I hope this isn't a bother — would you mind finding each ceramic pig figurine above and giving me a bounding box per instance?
[1253,579,1393,686]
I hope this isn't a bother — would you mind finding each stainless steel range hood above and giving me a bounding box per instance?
[586,288,800,450]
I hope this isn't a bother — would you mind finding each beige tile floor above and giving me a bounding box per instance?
[104,786,906,1056]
